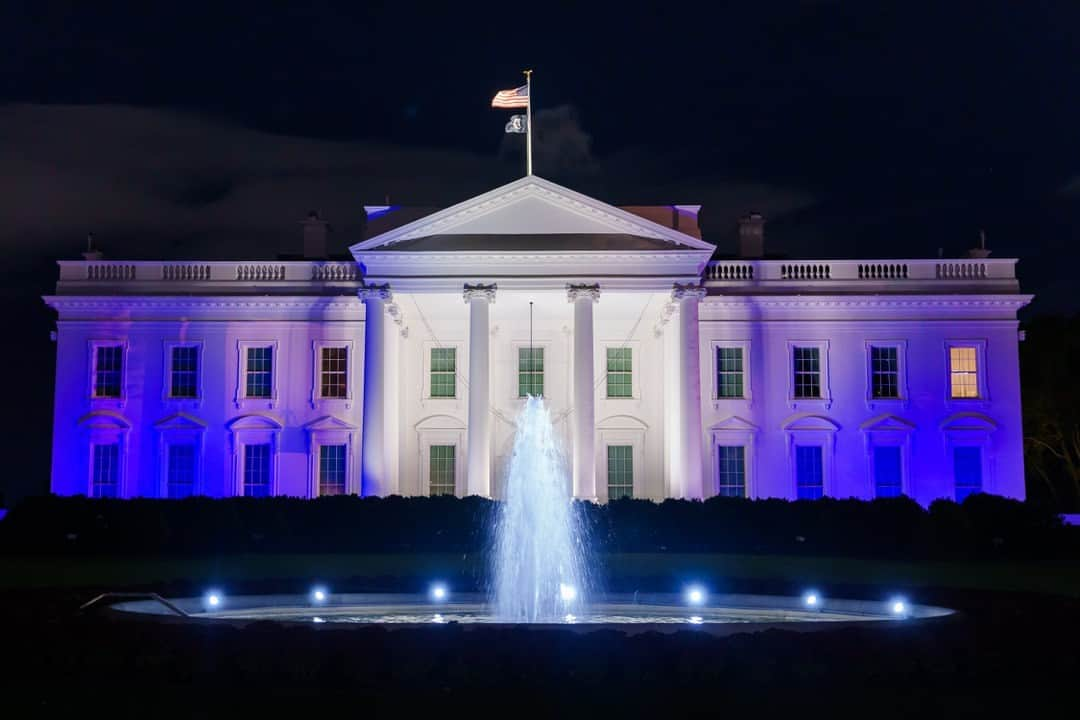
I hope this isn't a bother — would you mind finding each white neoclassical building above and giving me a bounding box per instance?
[46,175,1031,505]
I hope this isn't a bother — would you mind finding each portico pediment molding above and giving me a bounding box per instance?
[351,175,715,253]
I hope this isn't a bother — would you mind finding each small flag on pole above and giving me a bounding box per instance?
[491,84,529,109]
[505,114,527,133]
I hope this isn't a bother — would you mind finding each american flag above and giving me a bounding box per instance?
[491,84,529,109]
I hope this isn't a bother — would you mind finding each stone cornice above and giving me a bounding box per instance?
[43,295,363,321]
[699,294,1033,311]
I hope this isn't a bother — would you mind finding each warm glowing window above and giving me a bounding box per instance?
[607,445,634,500]
[430,348,456,398]
[716,446,746,497]
[318,444,347,496]
[320,347,348,398]
[429,445,456,496]
[606,348,632,398]
[949,347,980,398]
[518,347,544,398]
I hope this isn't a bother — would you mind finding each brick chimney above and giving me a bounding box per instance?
[302,211,330,259]
[737,213,765,258]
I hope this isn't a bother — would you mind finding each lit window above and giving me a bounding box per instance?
[793,347,821,399]
[954,446,982,502]
[607,445,634,500]
[430,348,456,398]
[93,346,123,398]
[91,443,120,498]
[716,446,746,497]
[429,445,456,496]
[949,347,980,399]
[873,446,903,498]
[870,346,899,399]
[319,444,347,496]
[606,348,632,398]
[518,347,544,398]
[795,445,823,499]
[716,347,744,398]
[167,443,197,498]
[170,346,200,399]
[243,443,272,497]
[320,347,348,399]
[245,347,273,398]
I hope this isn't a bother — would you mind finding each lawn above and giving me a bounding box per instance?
[3,552,1079,596]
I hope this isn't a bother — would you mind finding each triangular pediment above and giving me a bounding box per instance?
[860,414,916,433]
[153,412,207,431]
[351,175,715,254]
[940,412,997,433]
[709,415,760,433]
[304,415,358,432]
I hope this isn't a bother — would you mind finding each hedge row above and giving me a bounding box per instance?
[1,493,1075,560]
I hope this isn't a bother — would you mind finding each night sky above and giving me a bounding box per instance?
[1,2,1078,501]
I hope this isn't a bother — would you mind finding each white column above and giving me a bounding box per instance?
[673,284,707,499]
[360,285,391,496]
[464,284,496,497]
[568,284,600,500]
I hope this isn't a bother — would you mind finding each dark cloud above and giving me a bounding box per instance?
[0,104,815,260]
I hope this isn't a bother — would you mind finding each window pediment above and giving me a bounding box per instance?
[415,414,466,431]
[708,415,759,433]
[940,412,997,433]
[77,410,130,430]
[226,413,284,431]
[304,415,358,432]
[782,413,841,432]
[597,414,649,431]
[153,412,207,431]
[859,414,916,433]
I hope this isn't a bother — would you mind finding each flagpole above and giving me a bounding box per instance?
[524,69,533,176]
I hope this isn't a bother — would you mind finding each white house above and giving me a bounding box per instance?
[45,175,1032,505]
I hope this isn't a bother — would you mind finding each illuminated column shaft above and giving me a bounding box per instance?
[361,285,391,496]
[464,284,496,497]
[569,284,600,500]
[674,284,707,500]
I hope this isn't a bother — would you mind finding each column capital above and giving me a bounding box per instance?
[359,283,392,302]
[463,283,497,304]
[567,283,600,303]
[672,283,707,302]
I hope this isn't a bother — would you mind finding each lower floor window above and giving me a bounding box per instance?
[429,445,456,496]
[953,446,982,502]
[91,443,120,498]
[319,444,347,496]
[243,443,272,497]
[167,443,197,499]
[873,446,903,498]
[607,445,634,500]
[716,445,746,497]
[795,445,824,500]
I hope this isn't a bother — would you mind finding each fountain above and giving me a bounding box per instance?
[492,395,590,623]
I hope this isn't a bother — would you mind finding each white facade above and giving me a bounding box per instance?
[45,176,1031,505]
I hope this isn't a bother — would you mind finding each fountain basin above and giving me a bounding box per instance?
[110,592,953,635]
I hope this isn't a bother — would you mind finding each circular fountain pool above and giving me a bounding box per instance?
[110,593,953,635]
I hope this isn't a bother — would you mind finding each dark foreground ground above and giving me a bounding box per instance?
[1,554,1078,717]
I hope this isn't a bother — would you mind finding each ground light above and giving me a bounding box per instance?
[430,583,448,601]
[890,597,909,617]
[803,590,821,609]
[685,585,706,606]
[204,591,223,609]
[310,586,328,604]
[559,583,577,602]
